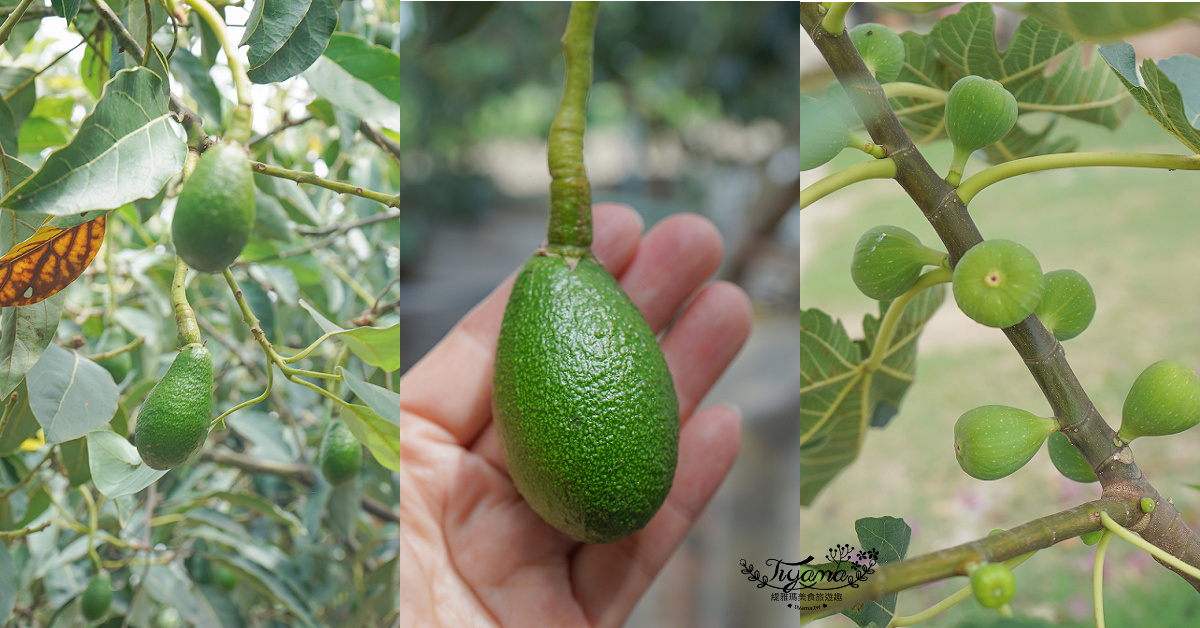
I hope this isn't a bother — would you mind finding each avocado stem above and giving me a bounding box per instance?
[171,256,203,347]
[546,1,598,254]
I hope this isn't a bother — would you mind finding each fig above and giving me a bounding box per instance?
[850,225,946,300]
[1034,269,1096,341]
[1047,432,1097,483]
[944,75,1018,184]
[800,95,853,171]
[952,239,1044,328]
[849,23,906,82]
[954,405,1056,480]
[1117,359,1200,442]
[1140,497,1156,513]
[1080,530,1103,545]
[970,562,1016,609]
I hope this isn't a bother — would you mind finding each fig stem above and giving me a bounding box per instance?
[1099,510,1200,580]
[800,157,897,210]
[888,551,1035,627]
[820,2,853,35]
[958,152,1200,205]
[1093,528,1114,628]
[866,266,951,372]
[546,1,598,255]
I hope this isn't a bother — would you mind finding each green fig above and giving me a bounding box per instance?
[952,239,1044,328]
[944,75,1018,184]
[1035,269,1096,341]
[849,23,906,82]
[1118,359,1200,442]
[800,95,853,171]
[1047,432,1097,483]
[970,562,1016,609]
[954,405,1056,480]
[1080,530,1104,545]
[850,225,947,300]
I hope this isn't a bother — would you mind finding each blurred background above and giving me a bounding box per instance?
[397,2,800,626]
[802,4,1200,627]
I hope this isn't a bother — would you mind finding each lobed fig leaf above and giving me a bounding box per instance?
[1035,269,1096,341]
[849,23,906,82]
[1117,359,1200,442]
[954,405,1056,480]
[850,225,946,300]
[952,239,1044,328]
[800,95,853,171]
[1047,432,1097,483]
[970,562,1016,609]
[945,75,1019,155]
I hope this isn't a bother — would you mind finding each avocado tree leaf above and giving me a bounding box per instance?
[26,343,118,444]
[1099,43,1200,153]
[204,554,317,628]
[841,517,911,627]
[86,429,167,498]
[1021,3,1200,41]
[0,541,13,624]
[0,382,37,455]
[166,490,305,535]
[0,66,36,130]
[799,287,944,506]
[337,368,400,473]
[0,67,186,215]
[303,33,401,131]
[0,213,107,307]
[140,564,225,627]
[169,47,223,123]
[301,301,400,372]
[59,436,91,486]
[49,0,80,24]
[243,0,339,84]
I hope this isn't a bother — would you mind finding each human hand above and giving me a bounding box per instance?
[399,203,753,627]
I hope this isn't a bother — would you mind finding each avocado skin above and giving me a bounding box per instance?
[319,419,363,486]
[134,344,214,470]
[172,142,256,273]
[80,573,112,620]
[493,252,679,544]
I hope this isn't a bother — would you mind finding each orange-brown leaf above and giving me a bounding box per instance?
[0,213,106,307]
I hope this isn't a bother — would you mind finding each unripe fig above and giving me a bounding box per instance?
[945,75,1018,155]
[849,23,906,82]
[954,405,1056,480]
[970,562,1016,608]
[800,95,853,171]
[850,225,946,300]
[952,239,1044,328]
[1047,432,1097,483]
[1034,269,1096,341]
[1080,530,1103,545]
[1118,359,1200,442]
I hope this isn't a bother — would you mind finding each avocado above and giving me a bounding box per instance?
[319,419,362,486]
[134,343,214,470]
[493,250,679,544]
[172,141,256,273]
[80,572,112,620]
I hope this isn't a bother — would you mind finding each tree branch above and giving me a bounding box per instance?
[250,161,400,209]
[799,0,1200,594]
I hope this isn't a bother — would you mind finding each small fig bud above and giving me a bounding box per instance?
[849,23,906,83]
[1117,359,1200,442]
[1080,530,1104,545]
[970,562,1017,609]
[850,225,946,300]
[952,239,1044,328]
[1035,269,1096,341]
[1047,432,1097,483]
[954,405,1056,480]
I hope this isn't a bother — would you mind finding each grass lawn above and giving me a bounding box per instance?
[800,108,1200,626]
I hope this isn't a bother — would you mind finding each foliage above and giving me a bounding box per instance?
[0,0,401,626]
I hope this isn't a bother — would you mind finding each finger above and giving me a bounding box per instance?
[398,204,645,446]
[572,404,743,626]
[661,280,753,420]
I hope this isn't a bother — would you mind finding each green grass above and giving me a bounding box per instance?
[801,110,1200,626]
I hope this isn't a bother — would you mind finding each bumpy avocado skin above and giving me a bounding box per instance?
[493,253,679,544]
[319,419,363,486]
[172,142,256,273]
[134,344,214,470]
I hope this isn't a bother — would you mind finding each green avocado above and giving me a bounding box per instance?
[172,141,256,273]
[319,419,363,486]
[80,572,112,620]
[134,343,214,470]
[492,251,679,544]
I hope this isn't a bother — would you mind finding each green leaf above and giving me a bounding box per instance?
[59,436,91,486]
[140,564,225,626]
[0,99,15,156]
[303,33,400,131]
[0,66,36,129]
[225,411,299,463]
[16,117,69,152]
[169,47,223,123]
[337,368,400,473]
[50,0,80,24]
[842,517,911,627]
[167,490,305,534]
[26,344,118,444]
[1021,3,1200,41]
[243,0,339,84]
[0,382,36,454]
[0,67,186,215]
[80,35,111,100]
[301,301,400,372]
[1099,43,1200,153]
[799,288,944,506]
[205,554,316,627]
[86,429,167,498]
[0,542,13,624]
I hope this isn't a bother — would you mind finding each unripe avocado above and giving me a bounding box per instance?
[850,225,946,300]
[849,23,906,82]
[1117,359,1200,442]
[172,142,256,273]
[493,252,679,544]
[214,565,238,591]
[1047,432,1097,483]
[80,572,112,620]
[319,419,362,486]
[954,405,1056,480]
[952,239,1044,328]
[134,343,213,470]
[1035,269,1096,341]
[945,75,1018,155]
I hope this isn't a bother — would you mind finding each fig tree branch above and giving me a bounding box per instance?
[799,1,1200,593]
